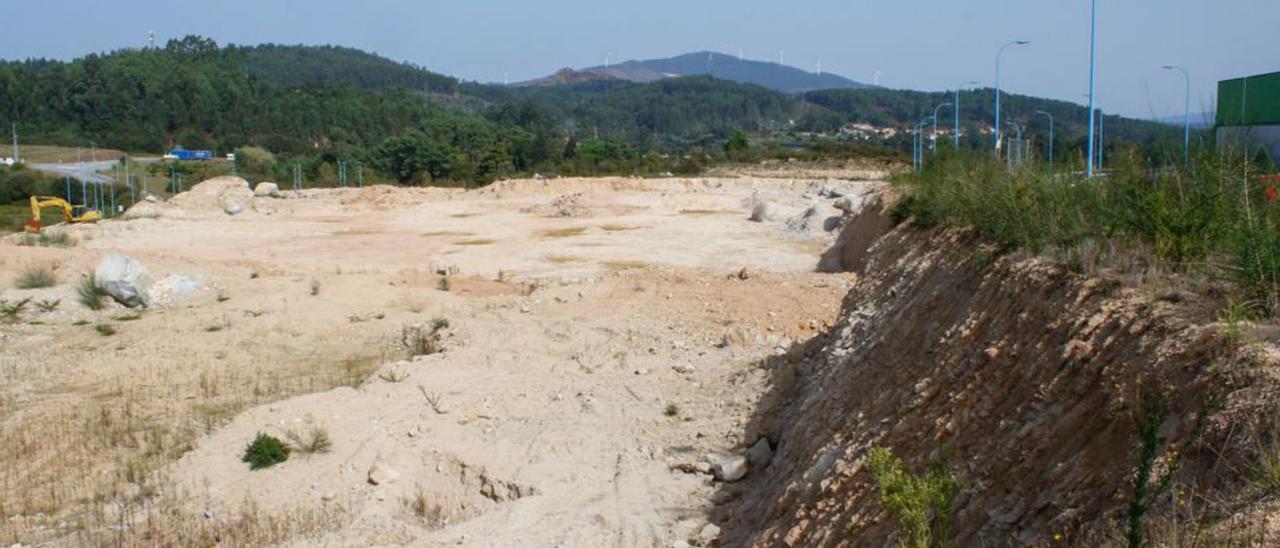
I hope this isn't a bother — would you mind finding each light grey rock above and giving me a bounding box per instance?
[253,182,281,198]
[711,454,748,482]
[367,461,400,485]
[94,253,154,308]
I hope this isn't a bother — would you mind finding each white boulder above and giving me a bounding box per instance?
[94,253,154,308]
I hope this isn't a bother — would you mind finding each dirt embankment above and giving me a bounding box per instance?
[716,210,1280,545]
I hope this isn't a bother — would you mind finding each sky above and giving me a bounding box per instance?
[1,0,1275,120]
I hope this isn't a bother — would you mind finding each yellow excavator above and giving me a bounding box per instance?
[24,196,102,234]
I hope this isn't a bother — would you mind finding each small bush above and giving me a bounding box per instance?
[16,265,56,289]
[35,298,61,312]
[0,298,32,322]
[309,279,320,296]
[77,276,108,310]
[18,232,74,248]
[868,446,960,548]
[286,426,333,455]
[242,433,290,470]
[378,369,410,383]
[437,274,452,291]
[664,403,680,417]
[95,323,117,336]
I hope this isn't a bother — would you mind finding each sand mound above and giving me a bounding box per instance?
[167,176,255,216]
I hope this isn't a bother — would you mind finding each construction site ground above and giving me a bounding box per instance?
[0,174,875,546]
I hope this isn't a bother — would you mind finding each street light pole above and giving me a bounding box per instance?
[932,102,951,152]
[955,81,979,148]
[1162,64,1191,160]
[1034,110,1054,163]
[995,40,1030,155]
[1086,0,1098,177]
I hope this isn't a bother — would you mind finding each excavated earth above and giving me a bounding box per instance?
[3,172,1279,546]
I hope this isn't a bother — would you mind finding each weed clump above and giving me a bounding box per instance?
[95,324,117,336]
[16,264,56,289]
[77,276,109,310]
[286,426,333,455]
[403,317,450,357]
[868,446,960,548]
[0,298,32,322]
[18,232,74,248]
[242,433,290,470]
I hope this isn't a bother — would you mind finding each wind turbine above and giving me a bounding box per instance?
[816,60,822,76]
[874,70,881,86]
[605,52,612,69]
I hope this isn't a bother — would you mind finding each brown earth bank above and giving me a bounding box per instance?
[715,207,1280,546]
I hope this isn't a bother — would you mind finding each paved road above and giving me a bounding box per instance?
[28,158,161,184]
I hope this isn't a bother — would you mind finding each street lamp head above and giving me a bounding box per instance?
[1162,64,1175,70]
[1015,40,1030,45]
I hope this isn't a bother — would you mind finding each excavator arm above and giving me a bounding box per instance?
[25,196,101,234]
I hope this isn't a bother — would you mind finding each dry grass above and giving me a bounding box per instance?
[600,260,649,272]
[453,238,497,246]
[544,255,583,264]
[678,209,729,216]
[421,230,474,237]
[16,264,57,289]
[540,227,587,238]
[599,224,642,232]
[0,349,383,543]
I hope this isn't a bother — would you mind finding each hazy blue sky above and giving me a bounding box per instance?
[2,1,1275,119]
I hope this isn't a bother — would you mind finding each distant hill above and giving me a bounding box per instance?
[526,52,875,94]
[1156,112,1214,130]
[238,44,459,94]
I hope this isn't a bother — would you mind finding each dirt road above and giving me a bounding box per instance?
[0,174,875,545]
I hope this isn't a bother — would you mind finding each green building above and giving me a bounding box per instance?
[1217,71,1280,163]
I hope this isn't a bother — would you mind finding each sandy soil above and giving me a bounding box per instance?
[0,175,875,546]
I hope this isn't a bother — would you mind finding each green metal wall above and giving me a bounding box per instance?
[1218,71,1280,127]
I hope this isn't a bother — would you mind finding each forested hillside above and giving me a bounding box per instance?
[0,36,1182,188]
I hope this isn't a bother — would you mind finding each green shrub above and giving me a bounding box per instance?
[868,446,960,548]
[902,148,1280,315]
[77,276,108,310]
[242,433,290,470]
[16,265,57,289]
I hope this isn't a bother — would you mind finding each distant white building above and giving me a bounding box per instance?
[1,157,15,167]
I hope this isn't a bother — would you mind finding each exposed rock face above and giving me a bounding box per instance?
[717,220,1271,546]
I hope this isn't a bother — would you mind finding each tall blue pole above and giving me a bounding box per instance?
[932,103,951,152]
[1163,65,1191,160]
[1086,0,1098,177]
[995,40,1030,155]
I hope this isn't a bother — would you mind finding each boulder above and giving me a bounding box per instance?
[147,275,202,308]
[223,201,245,215]
[709,454,748,482]
[747,438,774,468]
[834,196,859,213]
[697,523,722,545]
[749,201,779,222]
[367,461,400,485]
[253,182,281,198]
[94,253,154,308]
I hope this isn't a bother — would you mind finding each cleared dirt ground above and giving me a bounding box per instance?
[0,175,874,546]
